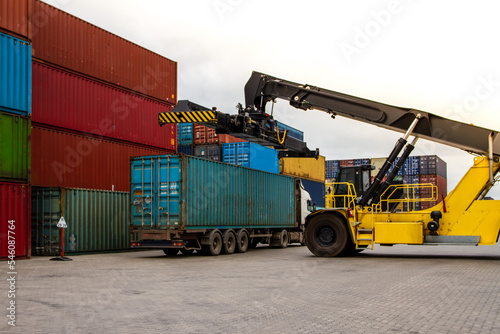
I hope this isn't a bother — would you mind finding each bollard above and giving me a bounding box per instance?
[50,217,72,261]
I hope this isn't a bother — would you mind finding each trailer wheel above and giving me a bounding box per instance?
[163,248,179,256]
[305,214,348,257]
[279,230,288,248]
[203,230,222,256]
[222,230,236,254]
[236,229,249,253]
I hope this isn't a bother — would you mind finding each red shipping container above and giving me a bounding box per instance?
[218,134,246,143]
[31,126,174,191]
[194,124,219,145]
[32,62,176,150]
[0,0,30,40]
[31,0,177,103]
[0,182,30,260]
[339,159,354,167]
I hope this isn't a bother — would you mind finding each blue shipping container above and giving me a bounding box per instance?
[276,121,304,141]
[222,142,279,174]
[299,178,325,208]
[0,32,31,116]
[325,160,340,179]
[177,123,193,145]
[177,144,193,155]
[130,155,296,229]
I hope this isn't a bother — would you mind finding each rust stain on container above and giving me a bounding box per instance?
[31,0,177,103]
[0,0,30,40]
[32,61,176,150]
[31,125,175,191]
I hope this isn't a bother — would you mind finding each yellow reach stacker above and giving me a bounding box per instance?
[159,72,500,257]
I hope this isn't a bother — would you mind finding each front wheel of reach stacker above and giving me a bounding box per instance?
[305,215,348,257]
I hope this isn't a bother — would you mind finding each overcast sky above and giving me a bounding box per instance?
[42,0,500,197]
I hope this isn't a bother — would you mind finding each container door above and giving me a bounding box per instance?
[130,157,155,228]
[31,188,61,255]
[156,156,182,228]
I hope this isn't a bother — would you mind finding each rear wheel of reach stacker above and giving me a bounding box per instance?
[305,214,349,257]
[163,248,179,256]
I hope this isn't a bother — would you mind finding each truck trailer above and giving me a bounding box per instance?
[129,154,312,255]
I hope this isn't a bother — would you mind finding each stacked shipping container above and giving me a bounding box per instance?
[23,1,177,255]
[0,17,32,259]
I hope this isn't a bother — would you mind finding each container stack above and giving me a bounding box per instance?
[0,0,32,260]
[325,155,447,211]
[25,0,177,255]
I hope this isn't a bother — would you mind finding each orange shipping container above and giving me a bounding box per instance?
[31,0,177,103]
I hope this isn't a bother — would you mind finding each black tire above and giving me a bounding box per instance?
[236,229,249,253]
[305,214,349,257]
[163,248,179,256]
[203,230,222,256]
[222,230,236,255]
[279,230,288,248]
[180,248,195,255]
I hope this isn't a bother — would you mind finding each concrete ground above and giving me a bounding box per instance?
[3,243,500,333]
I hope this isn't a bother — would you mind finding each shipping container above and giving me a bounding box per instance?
[0,32,31,116]
[31,187,129,255]
[325,160,340,179]
[31,62,176,149]
[276,121,304,141]
[339,159,354,167]
[194,144,221,161]
[177,144,193,155]
[31,0,177,103]
[419,155,446,178]
[218,134,246,143]
[0,182,30,260]
[298,178,326,208]
[193,124,218,145]
[0,0,30,40]
[130,155,311,255]
[31,126,174,191]
[419,174,447,199]
[354,158,371,166]
[222,142,279,174]
[177,123,193,145]
[280,156,326,182]
[0,112,30,182]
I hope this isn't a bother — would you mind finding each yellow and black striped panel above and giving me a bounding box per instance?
[158,111,216,125]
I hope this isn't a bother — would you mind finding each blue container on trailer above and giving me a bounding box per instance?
[177,123,193,145]
[276,121,304,141]
[130,155,296,229]
[222,142,279,174]
[0,32,31,116]
[299,178,325,208]
[177,144,193,155]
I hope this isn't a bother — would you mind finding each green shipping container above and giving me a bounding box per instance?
[0,112,30,182]
[31,188,129,255]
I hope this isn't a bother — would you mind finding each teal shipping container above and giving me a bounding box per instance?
[31,188,129,255]
[177,123,194,145]
[222,142,279,174]
[130,155,295,229]
[0,32,31,116]
[0,112,30,182]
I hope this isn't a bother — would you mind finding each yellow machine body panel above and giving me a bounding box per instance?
[374,222,424,244]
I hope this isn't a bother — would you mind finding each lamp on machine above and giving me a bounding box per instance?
[427,211,442,232]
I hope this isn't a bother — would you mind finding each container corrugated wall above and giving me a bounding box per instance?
[1,182,30,260]
[0,0,30,40]
[0,112,30,182]
[130,155,296,229]
[0,32,31,116]
[31,0,177,103]
[31,187,129,254]
[280,156,326,182]
[32,62,176,149]
[276,121,304,141]
[31,126,174,191]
